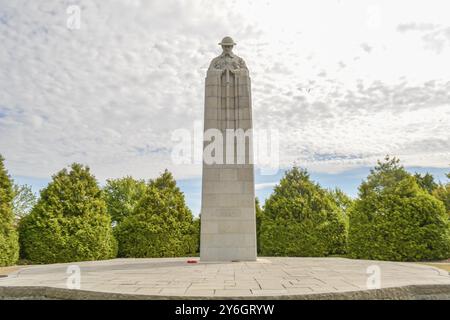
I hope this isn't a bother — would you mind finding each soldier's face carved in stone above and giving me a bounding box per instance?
[222,45,233,55]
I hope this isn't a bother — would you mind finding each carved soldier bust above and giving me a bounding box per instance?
[208,36,248,71]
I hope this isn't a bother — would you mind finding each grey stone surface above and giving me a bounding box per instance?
[1,258,449,299]
[200,37,257,261]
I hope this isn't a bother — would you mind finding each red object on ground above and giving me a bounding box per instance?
[187,260,198,264]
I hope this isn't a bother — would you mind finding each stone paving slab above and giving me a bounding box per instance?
[0,257,449,298]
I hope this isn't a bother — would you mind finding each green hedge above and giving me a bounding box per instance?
[19,164,117,264]
[0,155,19,266]
[114,170,198,258]
[260,167,348,256]
[348,158,450,261]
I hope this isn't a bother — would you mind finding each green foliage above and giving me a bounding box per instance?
[103,176,147,224]
[348,157,450,261]
[432,170,450,217]
[359,156,410,197]
[414,172,438,194]
[260,167,348,257]
[329,188,353,216]
[0,155,19,266]
[433,184,450,217]
[12,184,37,221]
[18,164,117,264]
[114,170,198,257]
[186,217,200,256]
[255,198,263,254]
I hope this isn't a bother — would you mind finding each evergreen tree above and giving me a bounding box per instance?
[0,155,19,266]
[114,170,197,257]
[19,164,117,263]
[260,167,348,256]
[348,157,450,261]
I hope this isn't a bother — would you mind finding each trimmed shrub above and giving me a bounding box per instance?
[260,167,348,256]
[19,164,117,264]
[114,170,198,257]
[348,157,450,261]
[0,155,19,266]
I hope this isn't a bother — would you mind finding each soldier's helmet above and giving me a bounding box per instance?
[218,36,236,46]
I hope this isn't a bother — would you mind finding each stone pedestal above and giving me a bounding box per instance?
[200,66,257,261]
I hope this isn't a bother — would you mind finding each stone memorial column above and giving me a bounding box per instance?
[200,37,257,261]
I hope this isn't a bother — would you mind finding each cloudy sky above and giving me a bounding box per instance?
[1,0,449,213]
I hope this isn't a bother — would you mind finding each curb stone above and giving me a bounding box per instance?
[1,284,450,300]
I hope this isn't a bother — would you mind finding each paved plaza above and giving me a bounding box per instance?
[1,257,449,299]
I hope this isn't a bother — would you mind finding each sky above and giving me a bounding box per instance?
[0,0,449,214]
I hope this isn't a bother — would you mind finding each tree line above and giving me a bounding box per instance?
[258,157,450,261]
[0,154,449,266]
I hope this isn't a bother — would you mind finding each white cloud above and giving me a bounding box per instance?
[255,182,277,191]
[0,0,449,183]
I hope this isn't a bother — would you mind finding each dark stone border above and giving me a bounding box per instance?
[1,284,450,300]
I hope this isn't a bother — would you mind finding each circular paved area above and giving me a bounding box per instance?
[1,257,449,298]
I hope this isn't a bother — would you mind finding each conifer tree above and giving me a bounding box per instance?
[0,155,19,266]
[115,170,197,257]
[348,157,450,261]
[19,164,117,263]
[260,167,348,256]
